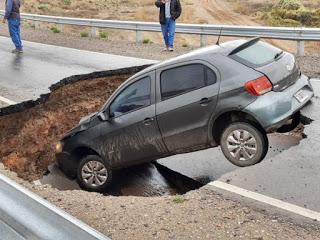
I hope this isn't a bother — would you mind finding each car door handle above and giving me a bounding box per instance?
[200,98,212,106]
[143,117,155,125]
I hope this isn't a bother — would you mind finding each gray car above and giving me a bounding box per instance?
[56,38,314,192]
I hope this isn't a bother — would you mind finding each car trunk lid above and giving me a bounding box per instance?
[255,52,300,92]
[229,38,300,92]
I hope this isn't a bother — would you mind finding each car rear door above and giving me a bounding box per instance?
[155,61,220,152]
[99,72,167,167]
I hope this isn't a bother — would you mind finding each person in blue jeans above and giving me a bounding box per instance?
[155,0,182,52]
[2,0,23,53]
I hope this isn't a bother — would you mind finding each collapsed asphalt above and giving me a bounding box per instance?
[0,66,311,201]
[0,72,128,181]
[0,68,201,196]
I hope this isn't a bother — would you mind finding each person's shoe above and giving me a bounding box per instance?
[168,47,174,52]
[162,47,168,52]
[11,49,23,54]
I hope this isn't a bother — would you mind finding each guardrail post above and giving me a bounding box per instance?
[91,27,98,37]
[200,34,208,47]
[58,24,64,33]
[297,41,305,56]
[33,20,39,30]
[136,30,143,44]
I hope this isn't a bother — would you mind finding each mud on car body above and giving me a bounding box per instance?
[56,38,314,192]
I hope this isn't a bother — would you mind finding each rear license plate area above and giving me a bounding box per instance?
[294,90,309,103]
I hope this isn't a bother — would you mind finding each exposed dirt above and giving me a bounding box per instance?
[0,74,128,181]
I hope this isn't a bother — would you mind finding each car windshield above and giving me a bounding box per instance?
[233,41,283,67]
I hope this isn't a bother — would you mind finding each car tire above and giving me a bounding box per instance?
[77,155,112,192]
[220,122,268,167]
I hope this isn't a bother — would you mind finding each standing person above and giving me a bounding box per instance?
[155,0,182,51]
[2,0,23,53]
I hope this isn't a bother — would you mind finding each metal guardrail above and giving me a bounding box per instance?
[1,10,320,55]
[0,173,110,240]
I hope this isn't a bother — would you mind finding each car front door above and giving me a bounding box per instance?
[99,72,167,167]
[155,62,220,152]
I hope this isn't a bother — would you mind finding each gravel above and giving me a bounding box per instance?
[0,24,319,78]
[1,163,319,240]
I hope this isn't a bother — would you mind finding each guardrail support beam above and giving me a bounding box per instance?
[297,40,305,56]
[58,24,64,33]
[136,30,143,44]
[200,34,208,47]
[91,27,98,37]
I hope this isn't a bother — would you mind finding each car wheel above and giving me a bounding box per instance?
[77,155,112,192]
[220,122,268,167]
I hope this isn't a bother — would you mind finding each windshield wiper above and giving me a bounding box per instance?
[274,51,283,60]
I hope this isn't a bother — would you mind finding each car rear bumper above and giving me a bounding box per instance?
[244,74,314,132]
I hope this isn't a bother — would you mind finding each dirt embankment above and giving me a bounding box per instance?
[0,74,128,181]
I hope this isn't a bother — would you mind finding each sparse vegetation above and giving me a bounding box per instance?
[173,195,186,204]
[27,22,36,29]
[80,31,89,37]
[267,0,320,27]
[38,3,50,11]
[63,0,72,6]
[182,43,189,48]
[50,26,61,33]
[142,38,151,44]
[99,31,109,39]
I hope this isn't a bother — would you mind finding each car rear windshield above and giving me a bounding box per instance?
[231,41,282,68]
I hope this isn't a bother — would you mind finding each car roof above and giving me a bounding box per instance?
[129,39,247,80]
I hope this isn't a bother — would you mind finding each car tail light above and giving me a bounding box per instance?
[245,76,272,96]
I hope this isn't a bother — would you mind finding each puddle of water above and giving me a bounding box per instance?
[39,163,190,197]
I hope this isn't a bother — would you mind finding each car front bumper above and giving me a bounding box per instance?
[56,151,76,178]
[245,74,314,132]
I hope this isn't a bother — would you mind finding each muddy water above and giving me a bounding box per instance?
[40,163,187,196]
[40,132,302,196]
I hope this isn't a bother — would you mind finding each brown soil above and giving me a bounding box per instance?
[0,75,128,181]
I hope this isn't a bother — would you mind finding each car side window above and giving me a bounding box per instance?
[206,67,217,85]
[160,64,216,100]
[110,76,151,117]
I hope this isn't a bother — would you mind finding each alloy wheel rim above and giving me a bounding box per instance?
[226,129,257,161]
[81,161,108,187]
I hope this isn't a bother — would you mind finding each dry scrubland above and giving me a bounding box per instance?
[229,0,320,27]
[10,0,319,50]
[21,0,320,27]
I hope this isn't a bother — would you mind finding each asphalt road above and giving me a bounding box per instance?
[1,37,320,215]
[160,80,320,212]
[0,36,156,104]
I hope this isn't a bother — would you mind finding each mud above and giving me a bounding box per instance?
[0,73,129,181]
[40,163,195,197]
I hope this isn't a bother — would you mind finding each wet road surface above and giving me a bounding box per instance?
[0,36,156,103]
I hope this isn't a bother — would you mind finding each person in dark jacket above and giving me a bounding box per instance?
[155,0,182,51]
[2,0,23,53]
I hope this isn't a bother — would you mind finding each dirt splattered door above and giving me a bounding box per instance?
[99,74,167,168]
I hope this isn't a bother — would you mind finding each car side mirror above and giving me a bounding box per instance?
[98,110,110,121]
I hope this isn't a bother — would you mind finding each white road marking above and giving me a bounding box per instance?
[0,96,17,105]
[209,181,320,221]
